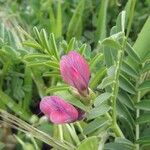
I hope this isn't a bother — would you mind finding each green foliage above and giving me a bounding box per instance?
[66,0,85,41]
[0,0,150,149]
[76,136,99,150]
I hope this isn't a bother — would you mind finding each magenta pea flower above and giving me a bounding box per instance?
[60,51,90,96]
[40,96,80,124]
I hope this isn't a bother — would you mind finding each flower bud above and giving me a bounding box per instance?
[60,51,90,96]
[39,96,79,124]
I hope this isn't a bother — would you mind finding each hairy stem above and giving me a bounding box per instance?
[106,113,124,138]
[135,74,143,150]
[111,36,127,137]
[136,99,140,150]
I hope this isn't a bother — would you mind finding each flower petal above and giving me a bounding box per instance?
[50,110,76,124]
[60,51,90,94]
[39,96,79,124]
[39,96,53,115]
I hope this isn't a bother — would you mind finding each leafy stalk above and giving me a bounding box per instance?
[135,67,145,150]
[135,91,140,150]
[111,36,127,137]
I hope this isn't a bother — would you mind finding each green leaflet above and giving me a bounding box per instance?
[104,142,134,150]
[141,62,150,73]
[116,11,126,32]
[76,136,99,150]
[66,38,76,53]
[94,92,111,107]
[101,37,121,50]
[119,74,135,94]
[87,104,111,120]
[136,136,150,145]
[24,54,51,60]
[136,113,150,124]
[127,17,150,69]
[27,61,59,70]
[121,61,138,78]
[50,33,59,60]
[22,41,43,51]
[97,76,114,89]
[105,137,135,150]
[125,42,141,63]
[133,17,150,61]
[90,68,106,89]
[89,53,103,69]
[83,117,111,135]
[117,101,134,127]
[135,100,150,111]
[46,85,69,94]
[118,91,134,110]
[79,44,87,55]
[138,80,150,91]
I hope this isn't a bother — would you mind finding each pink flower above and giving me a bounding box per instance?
[40,96,80,124]
[60,51,90,96]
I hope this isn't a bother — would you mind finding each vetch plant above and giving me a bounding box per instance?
[0,0,150,150]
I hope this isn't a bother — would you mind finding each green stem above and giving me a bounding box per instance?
[111,36,127,136]
[126,0,136,38]
[76,122,87,139]
[135,74,143,150]
[136,102,140,150]
[106,113,124,138]
[58,125,64,142]
[98,132,109,150]
[113,123,125,138]
[30,136,40,150]
[65,124,80,146]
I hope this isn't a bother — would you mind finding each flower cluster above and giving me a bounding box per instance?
[40,51,90,124]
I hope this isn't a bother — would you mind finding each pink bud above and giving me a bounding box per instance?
[39,96,79,124]
[60,51,90,95]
